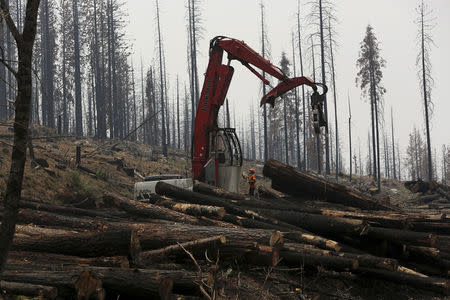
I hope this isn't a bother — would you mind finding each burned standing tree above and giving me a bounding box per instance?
[177,76,180,149]
[308,0,334,174]
[296,2,307,170]
[416,0,435,182]
[280,52,290,165]
[260,1,270,161]
[291,33,301,169]
[356,25,386,191]
[0,13,6,121]
[73,0,82,137]
[155,0,167,157]
[391,107,396,179]
[348,93,352,181]
[327,15,339,179]
[0,0,41,272]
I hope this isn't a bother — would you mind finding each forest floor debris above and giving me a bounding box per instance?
[0,127,449,299]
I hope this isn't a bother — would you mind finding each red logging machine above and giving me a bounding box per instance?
[191,36,327,192]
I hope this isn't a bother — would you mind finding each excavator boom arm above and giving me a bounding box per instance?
[192,36,326,182]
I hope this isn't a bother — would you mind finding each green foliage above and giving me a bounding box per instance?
[96,168,109,181]
[67,171,103,200]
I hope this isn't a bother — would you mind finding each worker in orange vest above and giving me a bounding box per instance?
[246,168,256,196]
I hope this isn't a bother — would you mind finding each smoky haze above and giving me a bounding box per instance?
[126,0,450,173]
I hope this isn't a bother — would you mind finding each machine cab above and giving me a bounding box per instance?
[204,128,243,193]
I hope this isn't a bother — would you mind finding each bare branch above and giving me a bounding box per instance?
[0,0,22,44]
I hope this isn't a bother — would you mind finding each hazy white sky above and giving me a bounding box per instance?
[125,0,450,169]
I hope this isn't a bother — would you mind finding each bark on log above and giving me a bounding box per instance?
[263,159,393,211]
[248,208,366,237]
[356,267,449,295]
[250,207,448,251]
[221,214,293,231]
[0,280,58,299]
[282,231,361,253]
[193,181,250,200]
[7,251,129,268]
[365,227,442,250]
[14,208,113,231]
[103,192,201,225]
[252,206,449,233]
[1,266,200,298]
[257,185,284,200]
[420,194,442,204]
[138,235,226,262]
[12,222,285,258]
[155,182,303,231]
[155,197,226,219]
[280,251,359,271]
[19,198,124,221]
[408,221,450,235]
[403,245,450,271]
[12,230,134,257]
[282,243,398,271]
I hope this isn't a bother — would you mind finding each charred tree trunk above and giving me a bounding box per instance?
[156,0,167,157]
[73,0,83,137]
[0,0,41,272]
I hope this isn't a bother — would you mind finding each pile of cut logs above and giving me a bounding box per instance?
[1,159,449,299]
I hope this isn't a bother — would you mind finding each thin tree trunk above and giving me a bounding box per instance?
[0,17,6,121]
[260,2,268,162]
[131,63,137,141]
[184,84,189,153]
[177,76,180,149]
[297,8,306,170]
[328,17,338,179]
[73,0,82,137]
[374,93,381,189]
[156,0,167,157]
[391,108,396,179]
[420,5,433,181]
[348,94,352,181]
[140,59,145,143]
[292,33,301,169]
[318,0,330,175]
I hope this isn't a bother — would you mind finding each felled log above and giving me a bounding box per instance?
[221,214,292,231]
[403,245,450,271]
[420,194,442,204]
[248,208,366,238]
[0,281,58,299]
[281,243,398,271]
[138,235,226,262]
[103,192,201,225]
[257,185,283,200]
[408,221,450,235]
[14,208,113,231]
[282,231,362,254]
[356,267,449,295]
[365,227,443,250]
[19,198,124,221]
[2,267,200,299]
[155,197,226,219]
[12,230,134,257]
[12,222,285,258]
[263,159,393,211]
[155,182,303,231]
[193,180,249,200]
[8,251,129,268]
[280,251,359,271]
